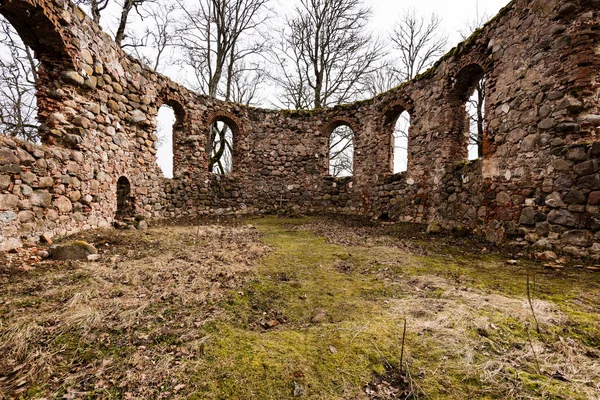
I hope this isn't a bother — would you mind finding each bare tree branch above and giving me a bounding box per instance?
[390,9,447,82]
[272,0,384,110]
[0,17,39,142]
[125,1,180,72]
[75,0,154,48]
[329,125,354,177]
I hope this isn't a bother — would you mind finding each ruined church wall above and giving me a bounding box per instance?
[363,0,600,257]
[0,0,192,250]
[2,0,600,258]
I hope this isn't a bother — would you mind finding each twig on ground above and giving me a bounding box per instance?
[400,318,407,374]
[526,272,541,335]
[370,339,393,370]
[525,324,542,376]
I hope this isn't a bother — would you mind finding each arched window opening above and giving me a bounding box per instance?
[453,64,486,161]
[393,111,411,173]
[467,77,486,160]
[329,124,354,177]
[0,15,40,143]
[116,176,134,219]
[208,119,234,175]
[156,104,176,178]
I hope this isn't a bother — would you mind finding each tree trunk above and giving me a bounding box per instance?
[115,0,135,47]
[476,83,484,158]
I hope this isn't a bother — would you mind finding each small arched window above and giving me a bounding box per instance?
[208,116,238,175]
[329,124,355,177]
[453,64,486,161]
[393,111,411,173]
[156,104,176,178]
[116,176,133,219]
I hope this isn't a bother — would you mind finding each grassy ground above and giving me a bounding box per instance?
[0,216,599,399]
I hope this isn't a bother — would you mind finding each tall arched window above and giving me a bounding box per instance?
[393,111,411,173]
[208,117,237,175]
[329,124,355,177]
[453,64,486,161]
[0,14,40,143]
[156,104,176,178]
[466,77,486,160]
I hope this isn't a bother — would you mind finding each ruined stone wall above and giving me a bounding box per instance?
[367,0,600,259]
[2,0,600,258]
[0,0,182,250]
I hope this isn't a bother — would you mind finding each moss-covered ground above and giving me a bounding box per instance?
[0,216,599,399]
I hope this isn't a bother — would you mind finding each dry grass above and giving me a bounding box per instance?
[390,275,600,398]
[0,224,267,398]
[0,216,599,399]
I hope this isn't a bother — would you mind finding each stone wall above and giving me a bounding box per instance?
[1,0,600,258]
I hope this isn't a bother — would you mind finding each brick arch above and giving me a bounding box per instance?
[207,112,244,138]
[381,99,413,127]
[157,95,186,124]
[0,0,75,70]
[322,117,359,137]
[450,63,486,102]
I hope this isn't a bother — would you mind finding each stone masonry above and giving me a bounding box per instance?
[1,0,600,258]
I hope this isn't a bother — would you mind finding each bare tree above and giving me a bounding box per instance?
[0,18,39,142]
[390,9,447,83]
[177,0,269,99]
[126,1,180,72]
[75,0,154,47]
[176,0,270,174]
[363,63,400,98]
[272,0,384,110]
[228,62,266,106]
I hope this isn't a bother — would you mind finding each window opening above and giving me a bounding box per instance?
[467,77,485,160]
[156,104,175,178]
[393,111,410,173]
[208,120,233,175]
[329,124,354,177]
[116,176,134,219]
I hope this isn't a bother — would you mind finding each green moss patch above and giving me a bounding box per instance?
[1,217,598,399]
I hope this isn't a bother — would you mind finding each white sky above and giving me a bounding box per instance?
[149,0,512,177]
[368,0,510,43]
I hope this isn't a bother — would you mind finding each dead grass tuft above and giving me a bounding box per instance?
[0,223,267,398]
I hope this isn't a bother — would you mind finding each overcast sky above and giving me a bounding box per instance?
[368,0,510,43]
